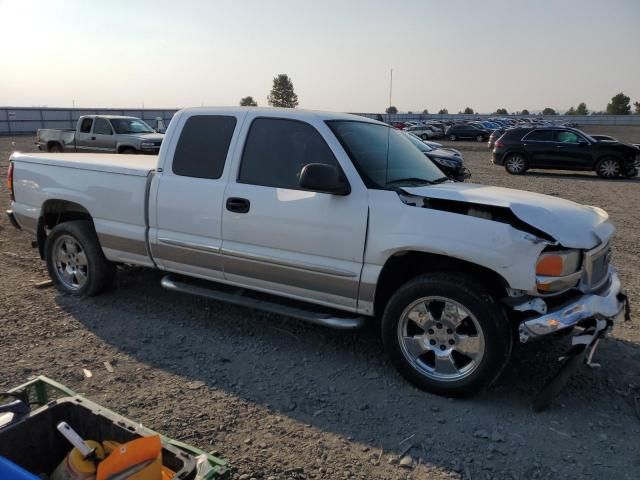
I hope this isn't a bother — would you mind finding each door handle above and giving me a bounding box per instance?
[91,136,96,140]
[226,197,250,214]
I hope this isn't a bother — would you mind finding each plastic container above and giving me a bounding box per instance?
[0,397,196,479]
[0,456,40,480]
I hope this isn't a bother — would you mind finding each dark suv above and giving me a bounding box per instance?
[492,127,639,178]
[444,124,490,142]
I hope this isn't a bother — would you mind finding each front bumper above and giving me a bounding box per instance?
[6,209,21,230]
[518,268,627,342]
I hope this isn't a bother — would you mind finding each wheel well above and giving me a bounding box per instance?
[373,251,509,317]
[36,200,94,259]
[118,145,137,153]
[47,141,62,150]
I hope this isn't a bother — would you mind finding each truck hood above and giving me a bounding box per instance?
[401,183,613,249]
[120,133,164,142]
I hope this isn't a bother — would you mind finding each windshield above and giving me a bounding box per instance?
[111,118,155,134]
[327,120,446,189]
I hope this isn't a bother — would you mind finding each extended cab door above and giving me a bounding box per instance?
[149,111,243,280]
[221,115,369,310]
[75,117,94,151]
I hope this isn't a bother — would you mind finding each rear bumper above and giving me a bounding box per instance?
[6,209,21,230]
[518,268,627,342]
[492,151,505,165]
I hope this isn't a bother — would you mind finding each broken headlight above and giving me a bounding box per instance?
[536,249,582,293]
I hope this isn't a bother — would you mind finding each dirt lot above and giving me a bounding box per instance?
[1,133,639,480]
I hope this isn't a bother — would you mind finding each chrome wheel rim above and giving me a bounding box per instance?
[476,135,483,142]
[506,155,525,173]
[599,159,619,177]
[52,235,88,290]
[397,297,485,382]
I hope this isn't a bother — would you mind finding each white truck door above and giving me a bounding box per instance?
[150,113,242,280]
[221,116,368,310]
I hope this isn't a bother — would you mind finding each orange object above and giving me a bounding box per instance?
[536,254,564,276]
[96,435,162,480]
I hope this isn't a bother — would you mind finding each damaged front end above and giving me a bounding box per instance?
[397,183,630,408]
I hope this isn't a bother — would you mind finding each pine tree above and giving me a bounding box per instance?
[267,74,299,108]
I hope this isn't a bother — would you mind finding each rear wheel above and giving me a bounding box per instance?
[595,157,621,178]
[449,134,457,141]
[504,153,528,175]
[475,134,484,142]
[421,134,428,140]
[45,220,116,296]
[381,273,511,397]
[48,143,63,153]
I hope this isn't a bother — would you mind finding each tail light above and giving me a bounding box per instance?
[7,161,15,201]
[494,139,505,148]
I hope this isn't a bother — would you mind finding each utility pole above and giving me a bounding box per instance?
[389,69,393,112]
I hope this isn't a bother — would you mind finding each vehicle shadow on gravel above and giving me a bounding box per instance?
[524,171,640,182]
[55,266,640,472]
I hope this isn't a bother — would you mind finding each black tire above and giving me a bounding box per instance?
[381,273,512,397]
[449,134,457,141]
[45,220,116,297]
[421,134,428,140]
[624,167,638,178]
[595,157,622,178]
[504,153,528,175]
[48,143,63,153]
[119,147,137,155]
[475,134,484,142]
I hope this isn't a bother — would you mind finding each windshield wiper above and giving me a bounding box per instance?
[386,177,438,186]
[431,176,450,184]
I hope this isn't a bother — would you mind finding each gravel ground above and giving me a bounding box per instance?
[1,134,639,480]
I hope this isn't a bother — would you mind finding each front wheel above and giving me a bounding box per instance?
[421,134,428,140]
[45,220,116,296]
[381,273,511,397]
[595,157,621,178]
[449,134,457,141]
[475,134,484,142]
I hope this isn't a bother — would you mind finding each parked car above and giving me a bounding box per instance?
[405,125,442,140]
[36,115,164,154]
[487,128,507,149]
[404,132,471,181]
[445,124,490,142]
[493,127,639,178]
[7,107,627,398]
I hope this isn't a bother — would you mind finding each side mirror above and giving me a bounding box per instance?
[299,163,350,195]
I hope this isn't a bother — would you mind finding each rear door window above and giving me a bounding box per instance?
[524,130,554,142]
[172,115,237,179]
[79,118,93,133]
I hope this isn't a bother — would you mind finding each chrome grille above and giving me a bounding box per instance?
[583,242,611,291]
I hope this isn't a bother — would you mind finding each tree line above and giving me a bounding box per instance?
[385,92,640,115]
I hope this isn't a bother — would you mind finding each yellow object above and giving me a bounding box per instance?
[50,440,105,480]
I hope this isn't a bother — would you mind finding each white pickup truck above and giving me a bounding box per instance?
[6,107,628,398]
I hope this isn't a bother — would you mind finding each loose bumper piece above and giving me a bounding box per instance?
[519,268,626,342]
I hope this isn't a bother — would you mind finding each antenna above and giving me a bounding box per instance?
[389,68,393,111]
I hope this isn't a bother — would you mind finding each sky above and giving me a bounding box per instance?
[0,0,639,114]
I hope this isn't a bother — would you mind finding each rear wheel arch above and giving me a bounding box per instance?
[37,200,98,258]
[47,141,63,152]
[373,250,510,318]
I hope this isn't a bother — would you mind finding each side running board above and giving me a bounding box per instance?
[160,274,367,330]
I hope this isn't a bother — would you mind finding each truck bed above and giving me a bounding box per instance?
[11,152,156,176]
